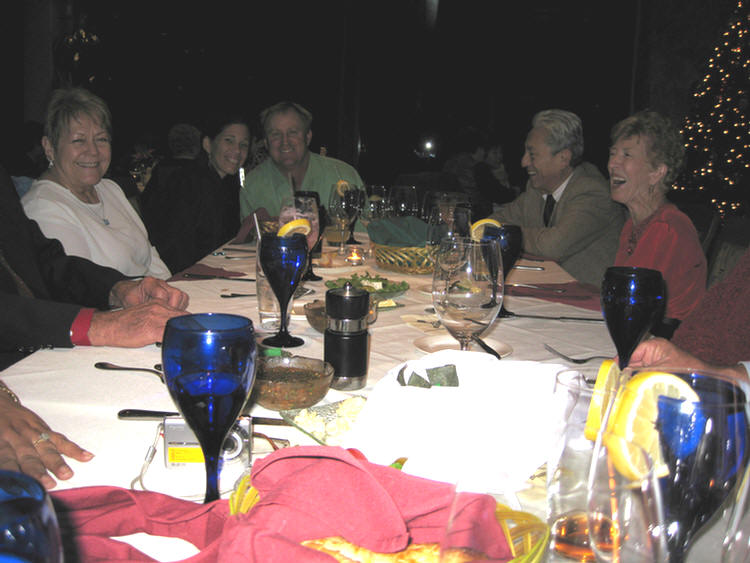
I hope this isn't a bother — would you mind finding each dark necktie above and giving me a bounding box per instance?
[0,249,34,297]
[543,194,555,227]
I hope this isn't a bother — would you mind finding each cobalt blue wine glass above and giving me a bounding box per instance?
[162,313,257,503]
[482,224,521,314]
[612,368,750,563]
[259,233,309,348]
[600,266,666,369]
[0,470,62,563]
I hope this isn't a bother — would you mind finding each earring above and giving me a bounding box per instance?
[48,159,54,168]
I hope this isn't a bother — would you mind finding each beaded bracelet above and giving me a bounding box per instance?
[0,381,20,405]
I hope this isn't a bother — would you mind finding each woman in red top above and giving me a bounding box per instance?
[608,110,706,320]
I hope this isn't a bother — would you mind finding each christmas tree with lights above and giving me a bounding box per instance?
[675,0,749,218]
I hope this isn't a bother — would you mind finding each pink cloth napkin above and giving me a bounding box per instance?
[51,446,512,562]
[168,263,247,282]
[506,281,602,311]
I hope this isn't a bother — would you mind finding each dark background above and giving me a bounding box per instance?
[0,0,738,188]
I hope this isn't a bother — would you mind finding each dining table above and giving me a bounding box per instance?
[0,236,632,560]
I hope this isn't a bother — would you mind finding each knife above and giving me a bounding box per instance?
[508,313,604,323]
[222,247,256,253]
[117,409,290,426]
[512,265,544,271]
[471,335,502,359]
[182,273,255,281]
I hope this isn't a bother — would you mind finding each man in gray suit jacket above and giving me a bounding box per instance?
[490,109,624,285]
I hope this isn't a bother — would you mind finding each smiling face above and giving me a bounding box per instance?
[608,134,666,210]
[203,123,250,178]
[520,126,572,194]
[42,113,111,195]
[264,109,312,172]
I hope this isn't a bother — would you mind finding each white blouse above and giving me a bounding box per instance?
[22,178,171,279]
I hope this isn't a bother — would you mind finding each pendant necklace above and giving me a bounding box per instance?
[78,187,110,226]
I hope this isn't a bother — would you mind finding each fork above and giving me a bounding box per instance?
[543,343,611,364]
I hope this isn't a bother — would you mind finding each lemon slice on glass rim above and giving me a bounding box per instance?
[277,218,311,237]
[335,180,351,196]
[584,359,621,441]
[469,218,502,241]
[604,371,700,481]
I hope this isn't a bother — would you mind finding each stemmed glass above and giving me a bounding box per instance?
[388,184,419,217]
[481,224,522,314]
[360,184,388,258]
[161,313,257,503]
[0,470,63,562]
[431,236,503,351]
[258,232,309,347]
[600,267,666,369]
[598,368,750,562]
[281,191,323,281]
[328,183,364,255]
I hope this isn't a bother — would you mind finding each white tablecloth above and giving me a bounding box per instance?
[1,240,620,559]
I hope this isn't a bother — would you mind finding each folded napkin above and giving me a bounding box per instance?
[342,351,568,496]
[168,263,248,282]
[51,446,512,562]
[367,216,429,246]
[506,281,602,311]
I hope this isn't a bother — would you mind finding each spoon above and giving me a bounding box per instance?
[94,362,164,383]
[220,293,257,298]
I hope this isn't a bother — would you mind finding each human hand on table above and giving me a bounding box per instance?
[109,276,190,310]
[629,337,748,384]
[0,395,93,490]
[89,300,189,347]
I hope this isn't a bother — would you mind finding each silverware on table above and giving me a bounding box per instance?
[507,283,566,293]
[543,343,612,364]
[471,335,503,359]
[94,362,164,383]
[117,409,289,426]
[222,247,255,253]
[181,273,255,281]
[512,265,545,271]
[220,293,257,298]
[507,312,604,323]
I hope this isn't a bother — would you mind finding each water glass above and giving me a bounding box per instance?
[0,470,63,563]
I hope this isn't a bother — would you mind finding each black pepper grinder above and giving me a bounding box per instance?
[324,282,370,390]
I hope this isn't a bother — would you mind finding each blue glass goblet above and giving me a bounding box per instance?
[0,470,62,562]
[162,313,257,503]
[482,224,521,314]
[259,233,309,348]
[601,266,666,369]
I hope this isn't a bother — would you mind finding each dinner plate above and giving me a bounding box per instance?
[413,334,513,356]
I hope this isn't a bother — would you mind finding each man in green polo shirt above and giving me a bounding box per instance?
[239,101,363,220]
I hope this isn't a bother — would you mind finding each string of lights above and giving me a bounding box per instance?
[675,0,749,218]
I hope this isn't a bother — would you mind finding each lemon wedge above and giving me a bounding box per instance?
[584,360,621,441]
[469,218,502,241]
[335,180,351,196]
[277,218,311,237]
[604,371,700,481]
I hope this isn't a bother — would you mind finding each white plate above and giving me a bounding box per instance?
[413,334,513,357]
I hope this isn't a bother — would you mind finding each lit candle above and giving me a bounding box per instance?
[345,247,364,265]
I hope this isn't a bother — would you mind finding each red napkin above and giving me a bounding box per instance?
[168,263,248,282]
[51,446,513,562]
[506,281,602,311]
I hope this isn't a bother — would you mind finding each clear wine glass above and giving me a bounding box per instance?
[292,191,323,281]
[258,232,309,347]
[601,266,666,369]
[161,313,257,503]
[360,184,388,258]
[328,183,363,255]
[388,184,419,217]
[600,367,750,562]
[0,470,63,562]
[431,236,503,351]
[586,435,667,562]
